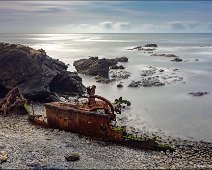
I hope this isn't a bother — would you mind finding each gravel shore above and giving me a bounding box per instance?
[0,105,212,169]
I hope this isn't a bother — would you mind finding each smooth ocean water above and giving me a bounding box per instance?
[1,33,212,142]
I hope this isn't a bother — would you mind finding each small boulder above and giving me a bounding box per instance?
[65,153,80,162]
[0,151,7,164]
[171,57,183,62]
[117,84,123,88]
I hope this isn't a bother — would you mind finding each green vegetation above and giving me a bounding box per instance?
[123,134,147,142]
[113,97,131,114]
[24,103,30,114]
[158,144,175,152]
[114,97,131,106]
[112,126,125,132]
[122,133,175,152]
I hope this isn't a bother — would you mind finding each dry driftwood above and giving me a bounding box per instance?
[0,87,28,116]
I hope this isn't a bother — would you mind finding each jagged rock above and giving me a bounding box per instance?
[171,57,183,62]
[128,77,165,88]
[73,57,117,78]
[128,81,141,87]
[95,75,111,84]
[110,65,125,69]
[143,44,157,47]
[0,43,85,102]
[151,53,178,58]
[116,56,128,62]
[111,71,131,80]
[133,46,143,50]
[188,92,209,96]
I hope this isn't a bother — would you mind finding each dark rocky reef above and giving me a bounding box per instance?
[128,78,165,88]
[188,92,209,97]
[151,53,183,62]
[73,57,117,78]
[151,53,178,58]
[143,44,157,47]
[0,43,85,102]
[127,44,157,51]
[128,66,184,88]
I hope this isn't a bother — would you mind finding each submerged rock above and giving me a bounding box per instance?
[188,92,209,96]
[0,43,85,102]
[171,57,183,62]
[151,53,178,58]
[73,57,117,78]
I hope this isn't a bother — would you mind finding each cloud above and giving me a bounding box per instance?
[169,21,186,30]
[100,21,131,30]
[115,22,131,30]
[36,6,66,13]
[0,1,211,33]
[168,20,200,31]
[100,21,114,29]
[207,22,212,29]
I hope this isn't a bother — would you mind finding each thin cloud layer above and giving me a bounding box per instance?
[0,1,211,33]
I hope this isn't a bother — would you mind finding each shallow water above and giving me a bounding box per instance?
[1,33,212,142]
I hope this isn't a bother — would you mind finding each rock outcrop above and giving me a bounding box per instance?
[171,57,183,62]
[73,57,118,78]
[143,44,157,47]
[110,65,125,69]
[0,43,85,102]
[116,56,128,62]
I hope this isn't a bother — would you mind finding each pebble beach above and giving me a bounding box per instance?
[0,104,211,169]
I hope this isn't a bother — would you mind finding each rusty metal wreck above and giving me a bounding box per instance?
[28,85,174,152]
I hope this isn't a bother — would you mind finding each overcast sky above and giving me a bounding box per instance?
[0,1,212,33]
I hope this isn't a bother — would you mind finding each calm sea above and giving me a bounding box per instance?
[1,33,212,142]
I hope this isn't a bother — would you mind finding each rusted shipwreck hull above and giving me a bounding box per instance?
[29,86,174,152]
